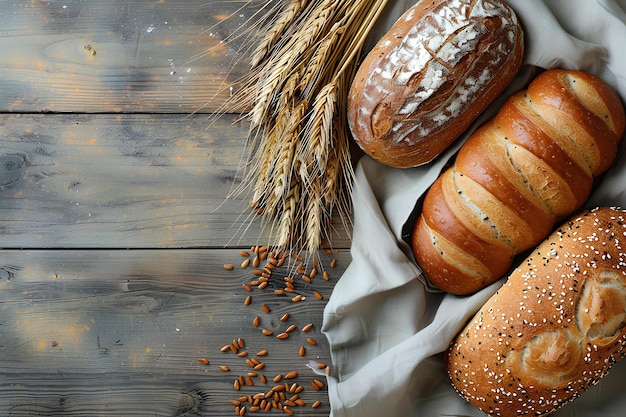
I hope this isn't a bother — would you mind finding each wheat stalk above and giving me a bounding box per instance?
[225,0,390,253]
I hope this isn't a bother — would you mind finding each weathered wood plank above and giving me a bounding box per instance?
[0,248,349,416]
[1,0,260,113]
[0,113,352,249]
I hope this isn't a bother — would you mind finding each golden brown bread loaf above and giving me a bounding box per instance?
[347,0,524,168]
[412,69,625,295]
[447,207,626,417]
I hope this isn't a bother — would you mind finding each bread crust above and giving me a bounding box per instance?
[447,207,626,417]
[412,69,625,295]
[348,0,524,168]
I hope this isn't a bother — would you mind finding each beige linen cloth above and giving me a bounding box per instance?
[320,1,626,416]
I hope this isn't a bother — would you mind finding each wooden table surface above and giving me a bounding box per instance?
[0,2,352,415]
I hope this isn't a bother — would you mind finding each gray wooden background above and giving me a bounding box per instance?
[0,1,352,415]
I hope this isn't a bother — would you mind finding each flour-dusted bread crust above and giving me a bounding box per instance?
[447,207,626,417]
[347,0,524,168]
[411,69,625,295]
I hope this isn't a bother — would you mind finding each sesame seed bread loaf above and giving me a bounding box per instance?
[347,0,524,168]
[447,207,626,417]
[411,69,625,295]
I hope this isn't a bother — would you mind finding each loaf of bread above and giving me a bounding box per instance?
[347,0,524,168]
[446,207,626,417]
[411,69,625,295]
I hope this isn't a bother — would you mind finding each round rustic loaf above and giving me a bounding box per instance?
[446,206,626,417]
[412,69,626,295]
[347,0,524,168]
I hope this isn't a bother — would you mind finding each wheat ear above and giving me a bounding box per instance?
[222,0,391,252]
[250,0,308,68]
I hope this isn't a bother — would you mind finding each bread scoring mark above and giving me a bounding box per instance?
[425,218,491,279]
[448,169,503,245]
[513,329,583,385]
[576,271,626,344]
[562,72,618,134]
[505,141,578,218]
[514,93,594,177]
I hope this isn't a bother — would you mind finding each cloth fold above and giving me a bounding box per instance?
[322,1,626,416]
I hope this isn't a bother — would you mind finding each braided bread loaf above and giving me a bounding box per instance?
[411,69,625,295]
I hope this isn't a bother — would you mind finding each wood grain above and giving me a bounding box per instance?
[0,113,351,249]
[1,0,258,113]
[0,248,347,416]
